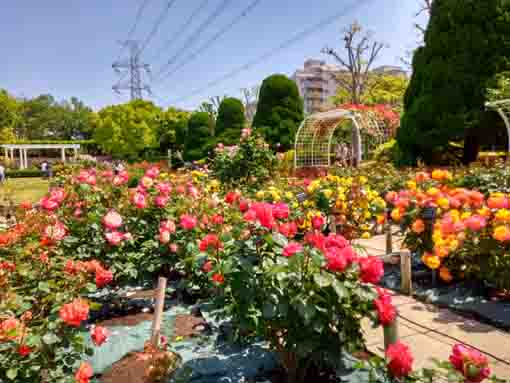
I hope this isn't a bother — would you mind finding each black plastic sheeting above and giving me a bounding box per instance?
[380,253,510,331]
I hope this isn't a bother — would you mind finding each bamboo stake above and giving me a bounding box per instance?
[151,277,167,346]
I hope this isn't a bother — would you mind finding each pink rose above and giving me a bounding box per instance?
[449,344,491,383]
[105,231,124,246]
[283,242,303,258]
[155,195,169,208]
[102,210,123,230]
[180,215,197,230]
[132,192,147,209]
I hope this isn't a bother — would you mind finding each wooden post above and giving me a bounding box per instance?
[150,277,167,346]
[61,148,66,162]
[385,222,393,255]
[400,249,412,295]
[383,318,399,350]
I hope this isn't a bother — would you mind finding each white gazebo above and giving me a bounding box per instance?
[294,108,389,169]
[485,100,510,153]
[1,143,80,169]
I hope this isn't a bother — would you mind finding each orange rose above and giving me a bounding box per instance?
[411,219,425,234]
[439,267,453,283]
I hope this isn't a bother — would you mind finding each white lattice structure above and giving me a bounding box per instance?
[486,100,510,152]
[294,109,387,168]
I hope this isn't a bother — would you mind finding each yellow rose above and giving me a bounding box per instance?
[323,189,333,199]
[285,192,294,199]
[422,253,441,270]
[437,197,450,210]
[407,180,417,190]
[256,191,265,199]
[359,176,368,185]
[361,232,371,239]
[460,211,472,220]
[391,208,402,222]
[495,209,510,223]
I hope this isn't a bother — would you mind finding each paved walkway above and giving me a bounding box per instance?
[358,234,510,379]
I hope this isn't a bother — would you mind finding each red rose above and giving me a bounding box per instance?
[311,215,325,230]
[279,222,298,238]
[225,191,240,205]
[212,273,224,284]
[386,341,413,378]
[239,199,250,213]
[199,234,223,252]
[18,344,32,357]
[252,202,275,229]
[243,209,257,222]
[91,325,109,346]
[59,299,89,327]
[75,362,93,383]
[211,214,224,225]
[95,267,113,288]
[359,256,384,284]
[202,261,213,273]
[374,289,396,325]
[325,246,355,272]
[283,243,303,258]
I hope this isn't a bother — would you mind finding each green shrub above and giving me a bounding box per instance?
[5,169,44,178]
[211,132,276,188]
[215,97,245,146]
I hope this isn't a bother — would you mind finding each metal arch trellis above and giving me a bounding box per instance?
[294,108,384,169]
[485,99,510,153]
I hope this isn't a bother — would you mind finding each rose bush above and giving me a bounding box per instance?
[385,169,510,289]
[0,209,112,382]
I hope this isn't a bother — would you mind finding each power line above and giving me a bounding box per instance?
[154,0,262,85]
[137,0,179,58]
[153,0,233,79]
[116,0,153,62]
[149,0,210,63]
[167,0,372,105]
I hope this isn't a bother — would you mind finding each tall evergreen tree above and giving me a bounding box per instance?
[398,0,510,164]
[185,111,213,161]
[253,74,304,151]
[215,97,245,145]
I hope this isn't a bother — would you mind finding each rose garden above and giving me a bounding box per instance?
[2,1,510,382]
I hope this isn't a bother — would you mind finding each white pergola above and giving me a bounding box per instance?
[1,144,80,169]
[294,109,387,168]
[485,100,510,152]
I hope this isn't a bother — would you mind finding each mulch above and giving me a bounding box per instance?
[98,312,206,383]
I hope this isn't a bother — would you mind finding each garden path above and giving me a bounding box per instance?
[358,234,510,379]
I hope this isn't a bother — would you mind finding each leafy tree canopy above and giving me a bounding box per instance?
[253,74,304,151]
[185,111,213,161]
[215,97,245,146]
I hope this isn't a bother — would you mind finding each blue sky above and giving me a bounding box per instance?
[0,1,428,111]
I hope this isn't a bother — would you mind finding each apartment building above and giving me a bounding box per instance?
[292,59,342,114]
[292,60,407,114]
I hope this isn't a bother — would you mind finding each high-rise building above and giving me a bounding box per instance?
[292,60,408,114]
[292,59,342,114]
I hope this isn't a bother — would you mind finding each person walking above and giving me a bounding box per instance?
[41,161,48,178]
[0,163,5,183]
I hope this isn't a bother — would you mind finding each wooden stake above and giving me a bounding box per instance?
[385,222,393,255]
[151,277,167,346]
[400,249,412,295]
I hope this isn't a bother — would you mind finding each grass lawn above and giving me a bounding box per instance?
[0,178,49,204]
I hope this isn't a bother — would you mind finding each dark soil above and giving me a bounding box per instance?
[173,314,207,339]
[100,352,149,383]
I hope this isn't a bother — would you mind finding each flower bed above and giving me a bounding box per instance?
[1,161,508,382]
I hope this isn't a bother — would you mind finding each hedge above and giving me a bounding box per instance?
[5,169,44,178]
[0,140,96,145]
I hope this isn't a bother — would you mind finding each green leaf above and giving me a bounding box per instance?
[332,279,347,299]
[38,281,51,293]
[262,303,277,319]
[313,273,332,288]
[42,332,60,345]
[272,232,288,248]
[296,298,316,324]
[6,368,17,380]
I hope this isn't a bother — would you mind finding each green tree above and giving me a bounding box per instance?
[332,74,409,109]
[157,107,190,152]
[215,97,245,145]
[185,111,213,161]
[398,0,510,164]
[95,100,160,158]
[253,74,304,151]
[0,90,19,141]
